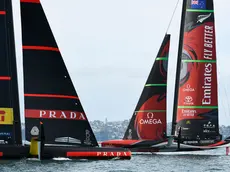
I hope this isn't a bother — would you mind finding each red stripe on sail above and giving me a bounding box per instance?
[20,0,40,3]
[0,77,11,80]
[25,109,87,121]
[23,46,59,52]
[24,94,78,99]
[66,151,131,158]
[0,11,6,15]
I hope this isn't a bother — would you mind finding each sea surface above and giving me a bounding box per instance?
[1,148,230,172]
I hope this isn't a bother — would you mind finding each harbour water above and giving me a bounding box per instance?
[1,148,230,172]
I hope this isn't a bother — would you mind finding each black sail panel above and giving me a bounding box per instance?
[0,0,22,145]
[123,34,170,141]
[174,0,221,146]
[21,0,98,147]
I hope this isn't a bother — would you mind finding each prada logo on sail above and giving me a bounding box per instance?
[139,112,162,125]
[25,109,86,120]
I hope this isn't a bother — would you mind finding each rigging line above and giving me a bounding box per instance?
[222,78,230,118]
[166,0,180,32]
[217,69,230,121]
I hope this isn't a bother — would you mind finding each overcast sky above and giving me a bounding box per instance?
[12,0,230,125]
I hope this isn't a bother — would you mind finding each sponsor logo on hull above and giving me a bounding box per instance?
[25,109,86,120]
[66,151,131,157]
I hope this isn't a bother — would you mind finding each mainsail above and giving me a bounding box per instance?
[21,0,98,147]
[0,0,22,145]
[123,34,170,141]
[172,0,221,146]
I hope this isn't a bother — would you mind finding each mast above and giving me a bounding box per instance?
[0,0,22,145]
[171,0,187,135]
[6,0,22,145]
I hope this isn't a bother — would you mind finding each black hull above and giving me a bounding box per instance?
[0,145,131,160]
[102,138,230,153]
[130,140,230,153]
[0,145,29,159]
[26,145,131,160]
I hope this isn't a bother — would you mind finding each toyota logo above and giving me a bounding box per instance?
[185,96,193,103]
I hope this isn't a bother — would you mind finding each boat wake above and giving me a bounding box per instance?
[155,149,226,156]
[52,157,72,161]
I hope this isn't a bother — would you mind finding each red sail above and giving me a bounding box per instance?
[101,35,170,148]
[124,34,170,141]
[174,0,221,145]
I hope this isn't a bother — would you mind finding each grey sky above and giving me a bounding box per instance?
[12,0,230,125]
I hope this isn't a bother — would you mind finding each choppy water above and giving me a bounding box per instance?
[1,148,230,172]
